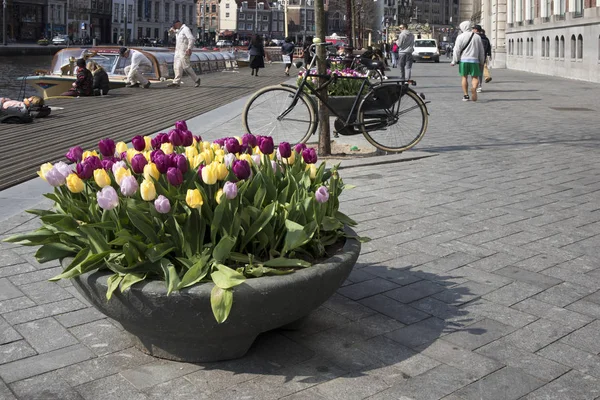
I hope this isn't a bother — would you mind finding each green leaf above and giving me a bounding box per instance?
[146,243,175,263]
[177,256,211,289]
[240,202,277,249]
[120,273,146,292]
[35,243,77,263]
[212,235,237,263]
[26,209,55,217]
[334,211,357,227]
[123,243,139,266]
[211,263,246,289]
[166,265,180,295]
[78,225,109,253]
[126,207,160,243]
[282,220,310,254]
[321,216,343,232]
[106,273,123,300]
[263,257,311,268]
[210,286,233,324]
[49,250,110,281]
[2,228,56,245]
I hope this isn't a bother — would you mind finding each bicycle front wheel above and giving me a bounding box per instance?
[242,85,317,145]
[358,86,428,152]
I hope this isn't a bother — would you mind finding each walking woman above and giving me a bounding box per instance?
[248,34,265,76]
[281,37,294,76]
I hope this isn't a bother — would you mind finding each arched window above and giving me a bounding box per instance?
[508,39,512,55]
[520,38,524,55]
[555,36,559,57]
[560,35,565,58]
[530,38,534,56]
[542,37,546,57]
[577,34,583,59]
[571,34,576,58]
[546,36,550,58]
[526,38,530,56]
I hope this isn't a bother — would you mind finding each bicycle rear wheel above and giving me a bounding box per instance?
[357,85,428,152]
[242,85,317,145]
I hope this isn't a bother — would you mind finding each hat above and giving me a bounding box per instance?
[473,24,482,31]
[172,19,181,26]
[119,47,128,56]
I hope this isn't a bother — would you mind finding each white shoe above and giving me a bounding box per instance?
[476,87,482,93]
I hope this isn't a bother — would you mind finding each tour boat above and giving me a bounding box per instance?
[20,47,239,99]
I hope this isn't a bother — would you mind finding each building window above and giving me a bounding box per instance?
[226,12,229,17]
[239,13,245,20]
[226,3,230,7]
[541,37,545,57]
[114,3,119,21]
[545,36,550,57]
[570,35,576,58]
[246,23,253,30]
[577,34,583,59]
[165,3,170,22]
[175,4,179,20]
[211,4,216,12]
[554,36,559,57]
[154,1,159,20]
[182,5,186,23]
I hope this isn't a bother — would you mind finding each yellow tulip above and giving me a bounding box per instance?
[66,173,84,193]
[211,143,221,152]
[115,142,128,154]
[140,179,157,201]
[202,149,213,165]
[94,169,112,188]
[143,163,160,181]
[126,148,139,163]
[114,167,132,186]
[215,189,224,204]
[37,162,53,181]
[160,143,174,155]
[286,151,296,165]
[306,164,317,179]
[186,189,203,209]
[143,151,151,162]
[240,153,253,165]
[82,150,99,161]
[202,141,211,151]
[143,136,152,151]
[216,162,228,180]
[214,149,225,163]
[201,163,218,185]
[190,153,205,169]
[185,146,199,160]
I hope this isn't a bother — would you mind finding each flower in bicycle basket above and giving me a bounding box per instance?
[3,122,362,324]
[297,63,373,97]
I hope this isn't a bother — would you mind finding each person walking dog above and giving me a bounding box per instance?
[167,19,201,88]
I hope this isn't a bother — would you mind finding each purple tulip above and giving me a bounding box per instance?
[120,176,139,196]
[97,186,119,210]
[223,181,238,200]
[98,139,116,157]
[151,133,169,149]
[54,161,73,179]
[85,155,103,170]
[239,144,250,154]
[175,120,188,131]
[111,160,126,175]
[131,135,146,151]
[154,153,169,174]
[168,129,184,146]
[225,137,241,154]
[65,146,84,162]
[315,186,329,203]
[76,162,93,180]
[193,135,202,143]
[181,130,194,147]
[213,138,226,147]
[242,133,257,149]
[166,167,183,186]
[45,167,66,187]
[101,158,115,171]
[131,154,148,174]
[302,148,318,164]
[232,159,251,180]
[258,136,274,155]
[294,143,307,154]
[278,142,292,158]
[150,149,164,164]
[154,195,171,213]
[174,154,188,174]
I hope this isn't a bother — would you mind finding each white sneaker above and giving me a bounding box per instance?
[476,87,482,93]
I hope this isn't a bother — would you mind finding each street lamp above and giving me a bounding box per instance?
[202,0,206,43]
[303,0,312,44]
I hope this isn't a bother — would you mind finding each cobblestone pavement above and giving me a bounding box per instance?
[1,61,600,399]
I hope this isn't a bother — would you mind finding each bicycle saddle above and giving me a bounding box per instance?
[359,58,385,70]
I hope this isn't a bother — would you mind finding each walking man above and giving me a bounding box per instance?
[168,19,201,88]
[119,47,152,88]
[397,25,415,81]
[451,21,485,101]
[473,25,492,92]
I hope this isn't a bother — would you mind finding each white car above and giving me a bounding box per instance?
[52,35,69,45]
[412,39,440,63]
[216,40,233,48]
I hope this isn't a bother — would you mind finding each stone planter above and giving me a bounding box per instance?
[69,228,360,362]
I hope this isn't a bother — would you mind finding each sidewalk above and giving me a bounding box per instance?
[1,62,600,399]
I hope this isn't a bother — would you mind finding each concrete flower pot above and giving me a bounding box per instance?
[69,228,360,362]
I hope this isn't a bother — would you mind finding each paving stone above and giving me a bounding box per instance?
[0,278,23,302]
[565,299,600,319]
[2,298,87,325]
[476,341,571,381]
[501,318,575,352]
[7,266,63,286]
[460,299,538,328]
[361,264,423,286]
[0,296,35,314]
[312,369,393,400]
[9,370,84,400]
[120,359,202,390]
[0,340,36,365]
[494,266,563,289]
[346,268,378,283]
[537,342,600,379]
[144,376,211,399]
[17,280,74,305]
[512,298,593,330]
[69,320,132,356]
[413,252,482,273]
[337,278,401,300]
[55,307,107,328]
[532,282,596,307]
[15,317,79,353]
[454,366,545,400]
[280,388,329,399]
[446,266,514,288]
[384,317,450,349]
[0,263,36,279]
[559,320,600,354]
[76,373,148,400]
[384,280,446,303]
[416,339,504,379]
[359,294,430,325]
[541,265,600,290]
[523,370,600,400]
[0,344,95,383]
[512,253,569,273]
[481,281,545,306]
[0,316,21,345]
[322,293,376,321]
[442,318,516,350]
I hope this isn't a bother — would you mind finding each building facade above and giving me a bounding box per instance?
[236,0,284,42]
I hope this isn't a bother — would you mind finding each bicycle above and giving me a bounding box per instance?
[242,43,429,153]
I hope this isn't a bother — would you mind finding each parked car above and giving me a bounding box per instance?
[216,40,233,48]
[412,39,440,63]
[270,38,284,46]
[52,35,69,45]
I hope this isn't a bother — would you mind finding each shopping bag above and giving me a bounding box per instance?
[282,54,291,64]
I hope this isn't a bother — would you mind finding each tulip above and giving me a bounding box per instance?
[143,162,160,182]
[294,143,307,154]
[223,181,238,200]
[154,153,169,174]
[154,195,171,213]
[98,138,116,157]
[175,120,187,131]
[258,136,274,155]
[308,164,317,180]
[115,142,128,155]
[140,179,157,201]
[225,137,241,154]
[224,153,236,168]
[185,145,198,160]
[186,189,203,209]
[168,129,184,146]
[202,149,213,165]
[201,163,218,185]
[93,169,111,188]
[315,186,329,203]
[114,167,132,186]
[242,133,257,149]
[213,138,226,147]
[190,153,205,169]
[174,154,188,174]
[53,161,73,179]
[215,162,228,180]
[66,173,84,193]
[302,148,318,164]
[101,158,115,171]
[214,149,225,163]
[65,146,84,162]
[166,167,183,186]
[232,159,251,180]
[251,154,261,166]
[193,135,202,143]
[131,154,148,174]
[182,130,194,147]
[150,149,164,164]
[286,150,296,165]
[271,160,278,173]
[131,135,146,151]
[85,156,103,171]
[120,176,139,196]
[76,162,93,180]
[111,160,126,176]
[278,142,292,159]
[160,142,174,155]
[97,186,119,210]
[82,150,99,161]
[45,167,66,187]
[37,162,53,181]
[215,189,224,205]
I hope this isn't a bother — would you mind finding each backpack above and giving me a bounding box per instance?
[391,43,399,53]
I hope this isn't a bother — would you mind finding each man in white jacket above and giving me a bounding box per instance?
[450,21,485,101]
[167,19,201,88]
[120,47,152,88]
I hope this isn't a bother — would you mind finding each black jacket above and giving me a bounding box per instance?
[93,69,110,95]
[480,34,492,58]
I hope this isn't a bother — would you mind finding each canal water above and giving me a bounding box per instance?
[0,55,54,100]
